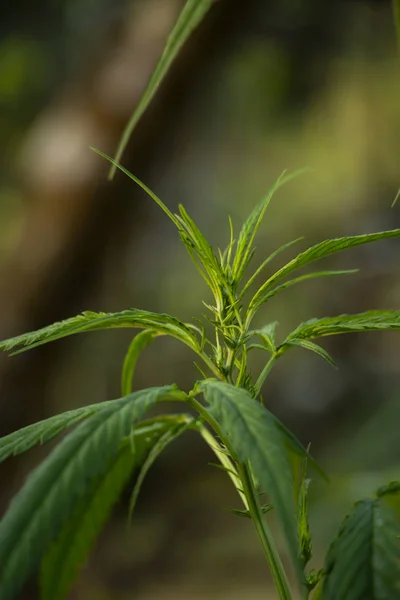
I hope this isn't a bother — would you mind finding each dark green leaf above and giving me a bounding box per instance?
[109,0,215,179]
[0,399,119,464]
[39,417,184,600]
[121,330,157,396]
[0,385,177,600]
[128,414,194,519]
[321,495,400,600]
[201,380,305,579]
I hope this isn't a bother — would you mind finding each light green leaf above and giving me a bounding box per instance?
[233,170,308,282]
[283,310,400,343]
[128,414,194,519]
[0,309,199,356]
[201,380,305,580]
[109,0,215,180]
[240,236,304,298]
[39,417,185,600]
[249,229,400,316]
[321,493,400,599]
[121,330,157,396]
[0,385,177,600]
[283,339,336,368]
[0,399,120,464]
[250,269,357,313]
[248,322,279,353]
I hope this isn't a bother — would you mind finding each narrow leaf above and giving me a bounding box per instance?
[121,330,157,396]
[249,229,400,315]
[109,0,215,179]
[0,385,177,600]
[0,399,120,464]
[129,415,193,519]
[201,380,305,580]
[250,269,357,313]
[0,309,199,356]
[40,418,184,600]
[233,170,308,282]
[283,310,400,344]
[283,339,336,368]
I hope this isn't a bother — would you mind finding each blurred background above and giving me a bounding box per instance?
[1,0,400,598]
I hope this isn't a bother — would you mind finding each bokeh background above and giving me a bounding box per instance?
[1,0,400,598]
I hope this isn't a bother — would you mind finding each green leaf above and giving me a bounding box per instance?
[321,494,400,600]
[248,322,279,353]
[283,310,400,344]
[248,229,400,317]
[108,0,215,180]
[297,462,312,568]
[233,170,307,282]
[0,309,199,356]
[239,237,304,298]
[250,269,357,313]
[201,380,306,579]
[128,414,194,519]
[39,417,184,600]
[0,399,120,464]
[0,385,178,600]
[121,330,157,396]
[283,339,336,368]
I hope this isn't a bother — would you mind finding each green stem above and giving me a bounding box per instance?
[239,464,293,600]
[188,396,293,600]
[254,353,278,395]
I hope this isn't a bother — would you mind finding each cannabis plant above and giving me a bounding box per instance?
[1,1,400,598]
[0,155,400,600]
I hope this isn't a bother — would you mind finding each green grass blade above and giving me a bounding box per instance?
[108,0,215,180]
[0,386,177,600]
[249,229,400,316]
[321,492,400,599]
[283,310,400,344]
[233,169,308,283]
[201,380,307,582]
[121,330,158,396]
[249,270,357,314]
[0,309,199,355]
[0,399,122,464]
[39,418,182,600]
[128,415,194,520]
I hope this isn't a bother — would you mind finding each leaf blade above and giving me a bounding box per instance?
[0,385,177,600]
[39,417,185,600]
[109,0,215,179]
[121,330,158,396]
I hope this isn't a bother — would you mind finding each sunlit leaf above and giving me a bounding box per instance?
[109,0,215,179]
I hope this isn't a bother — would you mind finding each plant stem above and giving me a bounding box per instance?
[239,464,294,600]
[188,395,293,600]
[254,353,278,395]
